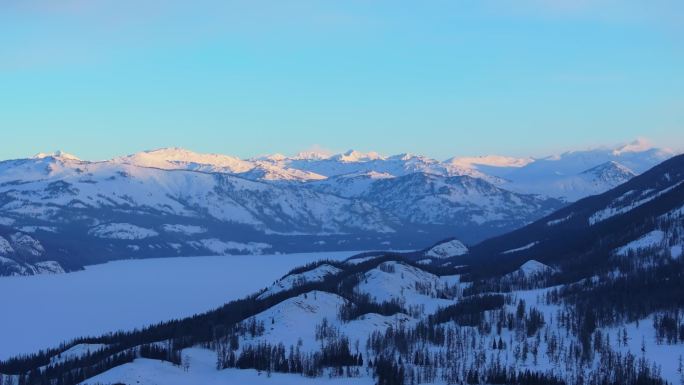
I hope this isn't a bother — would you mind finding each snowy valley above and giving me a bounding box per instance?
[1,153,683,385]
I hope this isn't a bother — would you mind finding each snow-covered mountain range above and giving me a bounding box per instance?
[112,139,673,201]
[0,140,674,276]
[3,153,682,385]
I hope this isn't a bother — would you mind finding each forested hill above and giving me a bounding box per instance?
[458,153,684,280]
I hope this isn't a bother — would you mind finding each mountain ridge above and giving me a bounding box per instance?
[31,139,676,198]
[0,154,560,275]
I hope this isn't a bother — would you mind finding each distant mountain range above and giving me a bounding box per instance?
[459,150,684,279]
[111,138,673,201]
[0,139,676,275]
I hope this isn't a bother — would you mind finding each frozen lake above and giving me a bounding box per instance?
[0,251,360,360]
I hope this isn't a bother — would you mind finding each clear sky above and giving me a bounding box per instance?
[1,0,683,161]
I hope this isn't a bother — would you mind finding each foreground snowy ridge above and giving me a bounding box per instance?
[2,243,682,385]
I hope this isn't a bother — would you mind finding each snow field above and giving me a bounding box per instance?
[0,251,360,360]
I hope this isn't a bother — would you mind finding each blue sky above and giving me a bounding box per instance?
[1,0,683,160]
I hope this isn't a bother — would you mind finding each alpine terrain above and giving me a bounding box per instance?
[0,140,673,277]
[1,153,683,385]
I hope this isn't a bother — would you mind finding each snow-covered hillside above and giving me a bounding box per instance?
[0,154,399,274]
[0,232,63,276]
[354,261,460,313]
[0,255,64,276]
[4,234,682,385]
[361,173,560,229]
[505,259,554,278]
[466,139,673,200]
[0,154,390,234]
[0,251,359,361]
[464,153,684,275]
[80,348,374,385]
[113,147,255,174]
[498,161,637,202]
[0,153,560,275]
[257,264,343,299]
[425,239,468,259]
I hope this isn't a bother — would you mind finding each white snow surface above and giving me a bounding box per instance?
[80,347,374,385]
[243,290,414,354]
[109,141,670,190]
[190,238,272,255]
[0,255,63,276]
[18,226,58,233]
[0,250,360,360]
[257,264,342,299]
[600,317,684,385]
[79,277,684,385]
[425,239,468,258]
[470,140,672,199]
[614,230,666,256]
[307,171,395,197]
[50,344,108,366]
[89,223,159,240]
[113,147,255,174]
[354,261,457,313]
[245,291,348,350]
[32,140,669,203]
[515,260,554,277]
[343,255,380,265]
[0,217,16,226]
[0,236,14,255]
[161,224,207,235]
[589,180,684,224]
[502,241,539,254]
[0,156,394,235]
[502,160,636,201]
[32,261,66,274]
[5,248,681,385]
[447,155,534,169]
[32,150,81,161]
[547,213,573,226]
[506,286,684,385]
[9,233,45,256]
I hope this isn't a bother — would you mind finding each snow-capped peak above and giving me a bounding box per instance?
[612,138,654,156]
[293,150,333,160]
[114,147,254,173]
[335,150,385,163]
[517,259,554,276]
[446,155,534,169]
[32,150,81,161]
[581,161,636,179]
[121,147,240,164]
[361,171,395,179]
[425,239,469,259]
[261,153,288,162]
[388,153,419,161]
